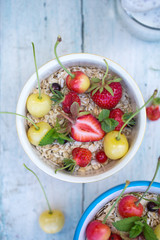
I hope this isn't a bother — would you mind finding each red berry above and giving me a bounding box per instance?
[62,91,81,114]
[66,71,90,93]
[118,196,143,218]
[158,209,160,215]
[86,220,111,240]
[91,82,122,109]
[96,150,108,163]
[109,233,122,240]
[109,108,125,131]
[72,147,92,167]
[146,105,160,121]
[71,114,105,142]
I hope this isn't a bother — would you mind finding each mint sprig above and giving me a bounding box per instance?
[39,119,73,146]
[98,109,119,133]
[113,217,158,240]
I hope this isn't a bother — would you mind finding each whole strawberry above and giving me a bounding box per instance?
[55,147,92,172]
[146,96,160,121]
[109,108,135,130]
[50,89,81,114]
[89,59,122,109]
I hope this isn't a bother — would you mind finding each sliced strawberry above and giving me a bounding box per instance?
[71,114,105,142]
[72,147,92,167]
[62,91,81,114]
[146,105,160,121]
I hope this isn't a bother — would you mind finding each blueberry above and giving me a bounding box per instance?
[147,201,157,212]
[51,83,61,91]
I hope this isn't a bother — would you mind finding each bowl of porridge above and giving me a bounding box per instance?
[16,53,146,183]
[74,181,160,239]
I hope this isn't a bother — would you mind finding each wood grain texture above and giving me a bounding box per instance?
[0,0,160,239]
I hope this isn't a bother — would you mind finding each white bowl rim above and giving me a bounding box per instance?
[16,53,146,183]
[74,181,160,239]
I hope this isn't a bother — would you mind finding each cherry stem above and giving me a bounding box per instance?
[0,111,39,130]
[23,164,53,214]
[116,89,158,141]
[32,42,42,99]
[135,156,160,206]
[102,59,109,86]
[102,180,130,224]
[54,36,75,79]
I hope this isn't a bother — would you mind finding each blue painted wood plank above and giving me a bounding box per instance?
[0,0,82,240]
[83,0,160,209]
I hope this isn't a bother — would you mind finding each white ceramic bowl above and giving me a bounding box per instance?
[74,181,160,240]
[16,53,146,183]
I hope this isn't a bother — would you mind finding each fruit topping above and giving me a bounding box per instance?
[109,108,135,131]
[147,201,157,212]
[50,88,81,114]
[23,164,65,234]
[146,95,160,121]
[103,90,158,160]
[154,223,160,240]
[55,147,92,172]
[109,233,122,240]
[28,122,51,146]
[51,82,61,91]
[118,195,143,218]
[54,36,90,93]
[118,156,160,218]
[86,181,130,240]
[58,102,105,142]
[27,43,51,118]
[96,150,108,163]
[88,59,122,109]
[104,131,129,160]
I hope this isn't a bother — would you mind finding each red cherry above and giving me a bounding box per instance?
[109,233,122,240]
[96,150,108,163]
[66,71,90,93]
[86,220,111,240]
[146,105,160,121]
[118,196,143,218]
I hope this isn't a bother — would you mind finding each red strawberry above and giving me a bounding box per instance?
[91,82,122,109]
[62,91,81,114]
[71,114,105,142]
[146,105,160,121]
[109,108,125,131]
[109,233,122,240]
[72,147,92,167]
[51,89,81,114]
[88,60,122,109]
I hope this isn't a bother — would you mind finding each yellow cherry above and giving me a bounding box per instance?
[39,210,65,234]
[154,224,160,240]
[104,131,129,160]
[27,93,52,118]
[27,122,51,146]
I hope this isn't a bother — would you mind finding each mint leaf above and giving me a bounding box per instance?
[39,128,73,146]
[143,222,158,240]
[39,128,57,146]
[113,217,140,232]
[101,118,119,132]
[98,109,110,121]
[129,222,143,238]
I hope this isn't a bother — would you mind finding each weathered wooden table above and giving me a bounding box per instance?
[0,0,160,239]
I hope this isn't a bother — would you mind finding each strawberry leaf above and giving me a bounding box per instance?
[123,112,136,127]
[78,111,90,116]
[91,77,101,83]
[113,217,140,232]
[70,102,80,120]
[92,87,100,96]
[104,85,114,96]
[99,87,104,93]
[101,118,119,132]
[98,109,110,121]
[107,78,122,84]
[50,89,64,103]
[88,84,98,92]
[55,158,76,173]
[143,222,158,240]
